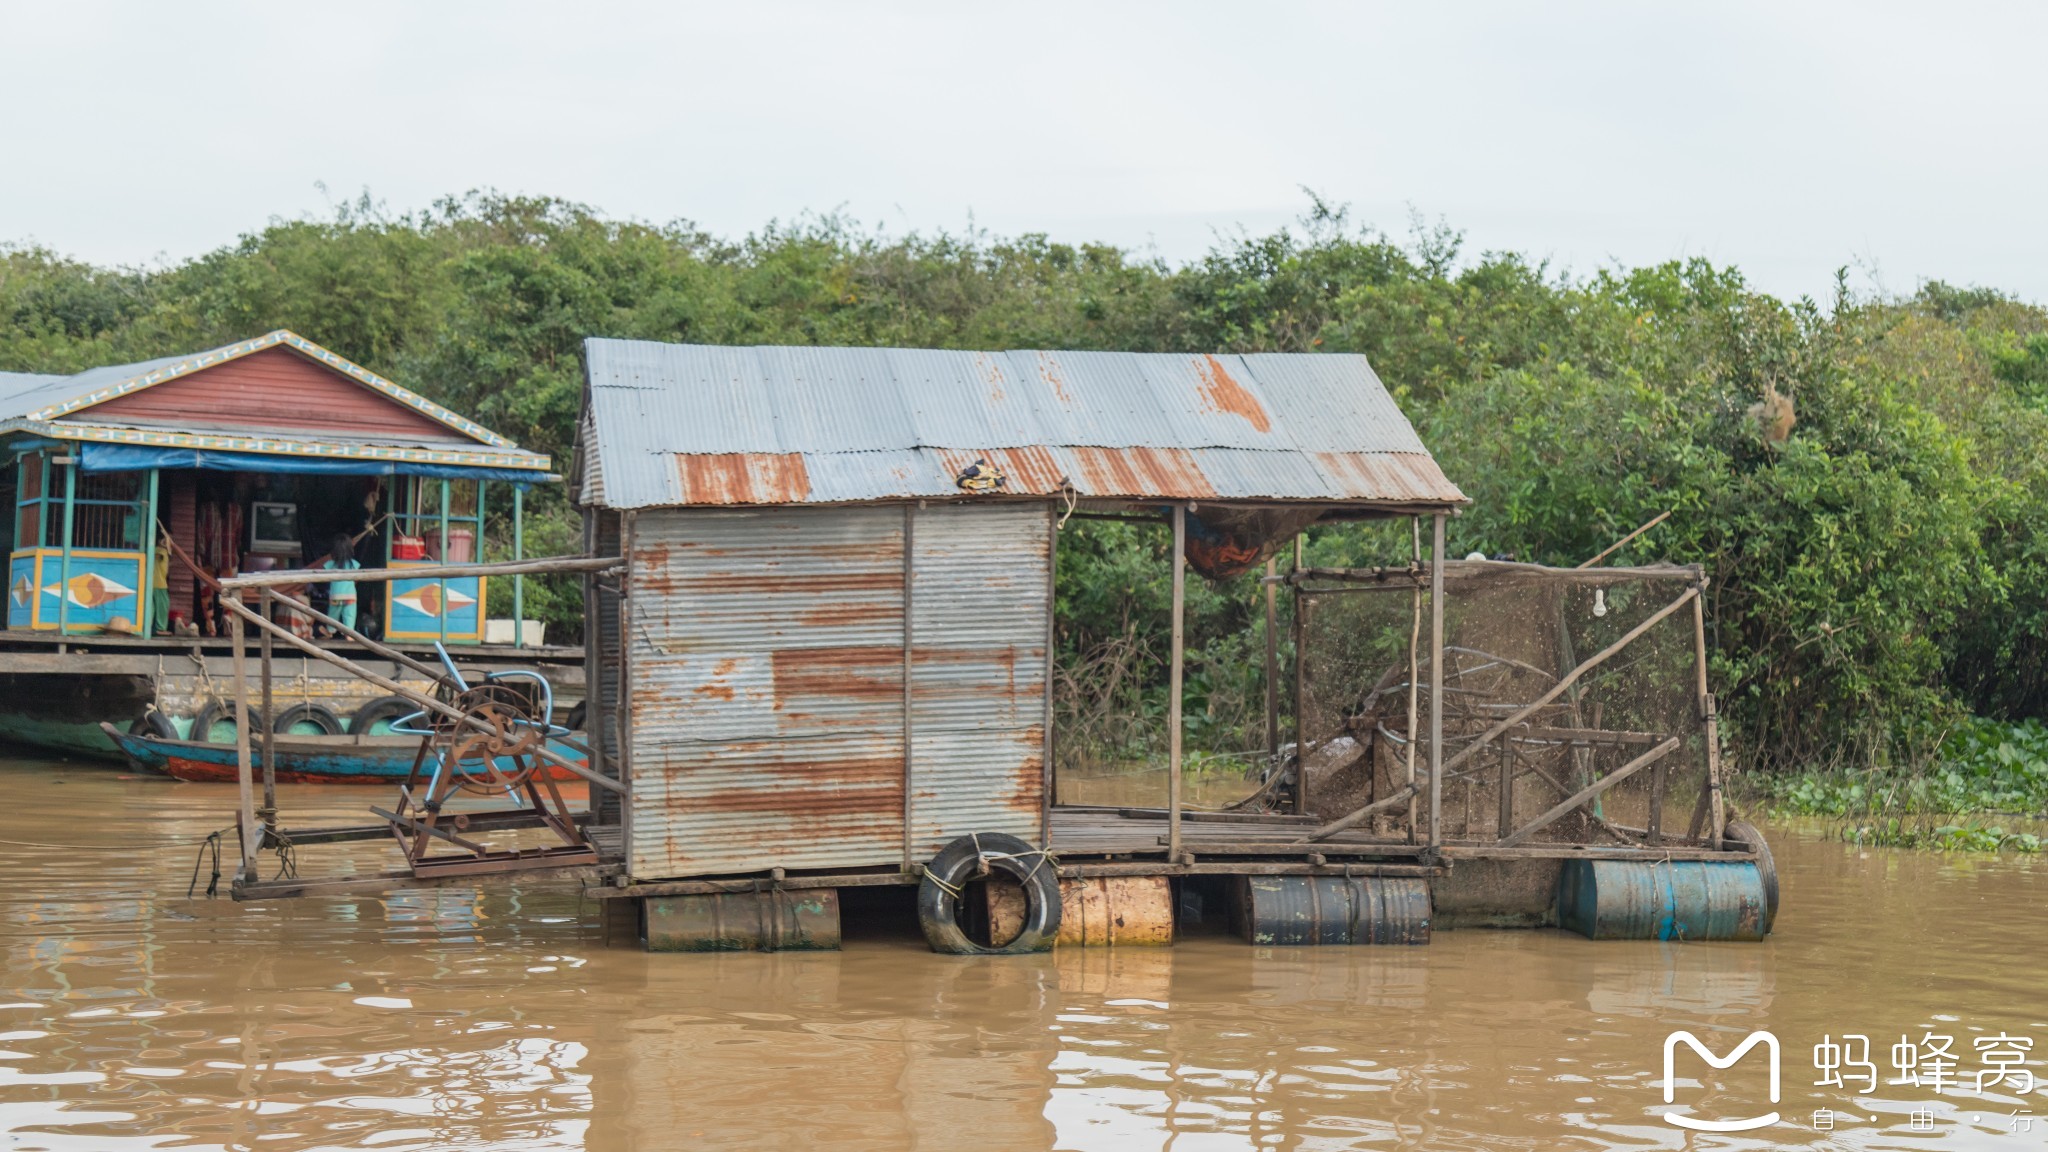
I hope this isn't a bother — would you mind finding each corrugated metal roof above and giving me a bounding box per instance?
[583,340,1465,508]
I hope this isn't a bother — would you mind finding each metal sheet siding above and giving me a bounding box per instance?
[592,510,626,825]
[626,506,908,877]
[582,340,1467,509]
[907,502,1048,858]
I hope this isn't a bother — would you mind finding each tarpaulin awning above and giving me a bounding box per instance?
[78,442,556,484]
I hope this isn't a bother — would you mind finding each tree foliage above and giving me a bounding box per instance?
[5,193,2046,774]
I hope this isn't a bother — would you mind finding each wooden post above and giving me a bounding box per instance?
[1290,534,1306,815]
[1167,503,1186,862]
[259,589,276,828]
[1427,512,1446,849]
[1497,733,1515,840]
[1691,586,1726,849]
[56,459,76,637]
[1405,515,1421,842]
[1263,557,1279,764]
[230,610,259,879]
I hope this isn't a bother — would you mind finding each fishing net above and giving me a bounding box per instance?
[1295,561,1712,846]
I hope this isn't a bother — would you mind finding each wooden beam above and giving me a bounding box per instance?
[229,611,258,879]
[220,554,622,590]
[1497,737,1678,847]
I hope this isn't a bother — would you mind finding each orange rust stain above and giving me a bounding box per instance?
[1195,354,1272,433]
[801,602,901,629]
[773,646,904,702]
[1063,446,1216,499]
[685,571,903,596]
[1035,351,1076,407]
[974,352,1007,403]
[676,452,812,504]
[678,761,906,814]
[693,657,741,701]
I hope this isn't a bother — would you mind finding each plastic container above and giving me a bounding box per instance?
[392,536,427,561]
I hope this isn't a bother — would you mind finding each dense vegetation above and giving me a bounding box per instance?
[8,192,2048,819]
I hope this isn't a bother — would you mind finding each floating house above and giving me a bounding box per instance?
[0,331,570,758]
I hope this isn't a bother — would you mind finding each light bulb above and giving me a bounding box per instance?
[1593,588,1608,618]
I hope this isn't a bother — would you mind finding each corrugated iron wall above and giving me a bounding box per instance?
[907,502,1048,857]
[622,502,1050,881]
[590,508,626,826]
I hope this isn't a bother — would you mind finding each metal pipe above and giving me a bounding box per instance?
[139,469,160,639]
[56,460,75,636]
[437,479,450,644]
[1167,503,1186,862]
[1428,512,1446,849]
[512,484,524,648]
[259,588,276,825]
[229,609,258,878]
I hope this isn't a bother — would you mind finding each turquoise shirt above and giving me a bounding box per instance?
[323,558,360,601]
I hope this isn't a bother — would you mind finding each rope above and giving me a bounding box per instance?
[188,827,228,898]
[919,863,964,899]
[0,834,221,851]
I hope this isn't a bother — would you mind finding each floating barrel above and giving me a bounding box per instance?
[644,889,841,952]
[1556,859,1768,941]
[1236,875,1432,946]
[988,876,1175,947]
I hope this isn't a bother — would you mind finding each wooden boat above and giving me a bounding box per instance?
[99,721,590,785]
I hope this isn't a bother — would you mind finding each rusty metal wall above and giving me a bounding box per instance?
[591,508,625,825]
[625,506,909,878]
[906,502,1050,857]
[620,501,1053,881]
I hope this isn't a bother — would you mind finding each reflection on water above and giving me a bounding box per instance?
[1,755,2043,1150]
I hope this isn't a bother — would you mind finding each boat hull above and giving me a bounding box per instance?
[101,724,589,785]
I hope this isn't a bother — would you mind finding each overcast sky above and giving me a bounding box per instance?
[3,1,2042,304]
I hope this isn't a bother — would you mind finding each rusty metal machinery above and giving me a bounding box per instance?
[378,647,598,878]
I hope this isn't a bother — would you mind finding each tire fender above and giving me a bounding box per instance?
[917,832,1062,955]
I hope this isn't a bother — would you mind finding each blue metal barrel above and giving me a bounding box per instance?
[1237,875,1432,945]
[644,889,842,952]
[1556,860,1769,941]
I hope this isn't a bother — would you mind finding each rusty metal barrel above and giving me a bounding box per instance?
[1235,875,1432,945]
[1556,859,1768,941]
[644,889,842,952]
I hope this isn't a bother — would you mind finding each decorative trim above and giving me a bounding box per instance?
[26,329,519,449]
[0,419,553,472]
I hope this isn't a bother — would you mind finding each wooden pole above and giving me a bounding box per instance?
[1290,534,1306,815]
[1405,515,1421,842]
[1692,587,1726,850]
[1263,557,1279,765]
[259,589,276,827]
[1427,512,1446,849]
[512,484,525,648]
[229,610,259,879]
[221,554,620,589]
[139,468,160,639]
[1499,738,1679,847]
[217,595,626,795]
[1167,503,1186,862]
[1307,579,1700,843]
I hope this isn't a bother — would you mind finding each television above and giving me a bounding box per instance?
[249,501,301,555]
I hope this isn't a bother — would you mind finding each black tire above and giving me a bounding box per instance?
[272,702,344,737]
[565,700,588,732]
[190,698,264,744]
[917,832,1062,955]
[348,695,419,737]
[128,709,177,740]
[1728,818,1778,934]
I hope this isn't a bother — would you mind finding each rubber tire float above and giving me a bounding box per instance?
[272,702,345,737]
[916,832,1062,955]
[348,695,419,736]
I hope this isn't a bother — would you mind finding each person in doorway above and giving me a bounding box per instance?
[319,533,360,637]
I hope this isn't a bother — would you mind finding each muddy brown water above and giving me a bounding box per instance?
[1,755,2043,1151]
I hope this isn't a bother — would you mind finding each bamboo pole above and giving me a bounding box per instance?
[220,554,620,589]
[216,595,626,795]
[1167,503,1186,862]
[1427,512,1446,849]
[1498,738,1679,847]
[1307,579,1701,843]
[1576,509,1672,569]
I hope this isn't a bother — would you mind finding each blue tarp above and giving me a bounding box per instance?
[79,442,553,484]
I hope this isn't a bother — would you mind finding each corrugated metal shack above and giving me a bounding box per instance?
[573,341,1461,908]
